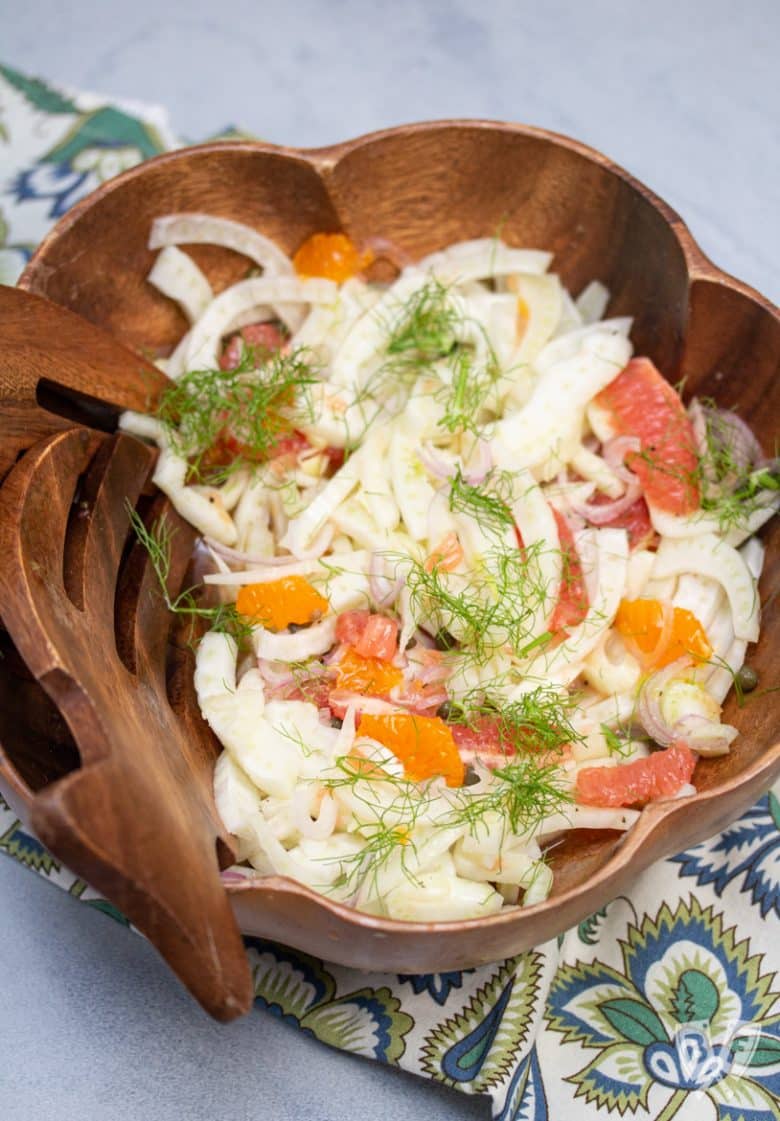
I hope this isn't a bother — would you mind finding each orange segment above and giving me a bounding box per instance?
[335,648,403,695]
[236,576,329,632]
[293,232,373,282]
[358,713,465,787]
[614,598,712,668]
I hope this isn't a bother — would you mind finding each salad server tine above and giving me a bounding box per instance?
[0,292,254,1020]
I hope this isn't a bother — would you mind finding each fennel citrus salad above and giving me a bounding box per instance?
[121,217,779,922]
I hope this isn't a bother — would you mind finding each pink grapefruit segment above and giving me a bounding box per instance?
[596,357,700,515]
[575,742,696,807]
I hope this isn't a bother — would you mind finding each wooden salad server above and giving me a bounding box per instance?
[0,285,254,1021]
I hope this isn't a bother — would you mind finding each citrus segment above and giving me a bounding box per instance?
[595,357,699,514]
[358,712,465,786]
[236,576,328,631]
[586,493,656,551]
[614,598,712,668]
[575,742,696,807]
[335,648,403,695]
[335,611,399,661]
[549,509,589,633]
[293,232,373,282]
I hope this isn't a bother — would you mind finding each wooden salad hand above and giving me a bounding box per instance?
[0,286,253,1020]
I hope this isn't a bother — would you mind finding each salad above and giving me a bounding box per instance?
[121,217,779,922]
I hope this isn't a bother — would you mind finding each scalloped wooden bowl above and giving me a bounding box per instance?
[3,122,779,1013]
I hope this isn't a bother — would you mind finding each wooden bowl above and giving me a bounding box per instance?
[8,122,780,998]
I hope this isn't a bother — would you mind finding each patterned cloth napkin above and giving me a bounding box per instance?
[1,61,778,1121]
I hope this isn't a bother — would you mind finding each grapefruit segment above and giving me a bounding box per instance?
[586,493,656,551]
[549,509,589,633]
[595,357,699,515]
[575,742,696,807]
[516,509,589,635]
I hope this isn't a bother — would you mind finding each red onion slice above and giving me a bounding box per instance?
[418,440,493,486]
[369,551,405,608]
[690,398,765,495]
[705,404,763,472]
[462,439,493,485]
[404,650,451,686]
[671,713,737,757]
[323,642,349,666]
[220,868,255,884]
[388,684,448,712]
[206,523,334,567]
[257,660,296,688]
[569,474,643,525]
[330,691,398,715]
[637,657,694,745]
[418,442,456,481]
[688,398,711,476]
[602,435,642,485]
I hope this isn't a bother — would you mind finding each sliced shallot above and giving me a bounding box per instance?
[568,474,642,525]
[206,523,334,569]
[369,551,405,608]
[602,435,642,483]
[637,656,694,745]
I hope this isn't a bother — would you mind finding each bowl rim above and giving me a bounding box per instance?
[21,117,779,320]
[18,117,780,942]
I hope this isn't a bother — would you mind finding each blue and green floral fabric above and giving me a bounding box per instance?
[1,63,777,1120]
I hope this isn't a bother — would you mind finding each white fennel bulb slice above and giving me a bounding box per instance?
[651,535,759,642]
[672,574,723,632]
[152,447,237,545]
[213,752,265,861]
[505,272,563,366]
[491,327,632,480]
[280,435,383,556]
[384,867,505,922]
[416,239,552,282]
[648,491,779,547]
[149,213,294,274]
[148,245,213,324]
[195,635,306,800]
[390,425,437,541]
[252,616,338,662]
[534,317,632,374]
[575,280,610,324]
[329,269,431,391]
[185,275,337,370]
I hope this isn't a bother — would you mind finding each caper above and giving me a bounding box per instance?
[437,700,455,721]
[330,717,344,729]
[736,665,758,693]
[463,765,481,787]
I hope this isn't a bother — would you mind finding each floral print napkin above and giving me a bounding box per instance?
[1,61,778,1121]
